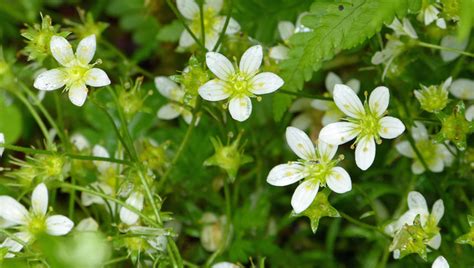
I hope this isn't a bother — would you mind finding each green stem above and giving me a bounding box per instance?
[278,89,332,100]
[165,0,206,50]
[212,0,233,52]
[199,0,206,48]
[339,212,387,237]
[416,41,474,58]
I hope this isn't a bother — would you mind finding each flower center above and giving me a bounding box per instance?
[416,140,438,163]
[190,8,218,37]
[65,64,89,85]
[355,110,381,141]
[303,159,335,186]
[226,73,252,97]
[27,215,46,236]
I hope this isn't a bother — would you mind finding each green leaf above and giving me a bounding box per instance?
[458,0,474,40]
[273,0,413,120]
[292,191,339,233]
[0,100,23,144]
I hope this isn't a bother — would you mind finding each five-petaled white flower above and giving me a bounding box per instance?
[155,76,198,124]
[33,35,110,106]
[312,72,360,126]
[432,256,449,268]
[385,191,444,251]
[0,183,74,257]
[267,127,351,213]
[396,122,453,174]
[319,85,405,170]
[177,0,240,51]
[198,45,284,121]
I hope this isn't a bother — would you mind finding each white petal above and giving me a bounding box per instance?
[369,86,390,117]
[291,181,319,213]
[269,45,289,61]
[206,52,235,80]
[154,76,182,100]
[228,96,252,122]
[157,104,181,120]
[321,109,344,126]
[436,18,446,29]
[33,69,67,91]
[326,167,352,193]
[286,126,316,160]
[318,122,360,145]
[378,116,405,139]
[31,183,48,216]
[431,199,444,225]
[267,163,306,186]
[249,72,284,95]
[449,78,474,100]
[427,233,442,249]
[0,133,4,157]
[120,192,144,225]
[411,161,425,174]
[432,256,449,268]
[346,79,361,94]
[70,133,89,150]
[412,121,428,141]
[317,139,338,161]
[333,84,365,119]
[428,157,444,173]
[0,196,28,224]
[204,0,223,13]
[68,83,89,107]
[92,145,111,172]
[278,21,295,41]
[1,232,31,258]
[177,0,199,20]
[424,5,439,25]
[440,35,469,62]
[198,79,230,101]
[239,45,262,76]
[179,30,196,48]
[290,114,312,130]
[85,68,110,87]
[325,72,342,94]
[402,18,418,39]
[407,191,428,212]
[311,99,332,111]
[50,36,75,66]
[75,217,99,232]
[466,105,474,121]
[46,215,74,236]
[76,35,96,65]
[355,136,376,170]
[214,17,240,34]
[204,29,220,51]
[396,141,415,158]
[81,182,112,206]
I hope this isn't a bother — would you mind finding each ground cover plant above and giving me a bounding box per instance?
[0,0,473,267]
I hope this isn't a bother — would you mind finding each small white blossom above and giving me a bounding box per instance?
[198,45,284,121]
[269,13,311,61]
[449,78,474,100]
[289,98,313,130]
[432,256,449,268]
[440,35,469,62]
[70,133,90,151]
[371,40,404,80]
[312,72,360,126]
[155,76,197,124]
[0,183,74,257]
[33,35,110,106]
[418,1,446,29]
[396,122,453,174]
[75,217,99,232]
[385,191,444,250]
[267,127,351,213]
[319,85,405,170]
[119,191,144,225]
[177,0,240,50]
[387,18,418,39]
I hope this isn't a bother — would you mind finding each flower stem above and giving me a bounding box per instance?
[339,211,387,237]
[165,0,206,50]
[212,0,233,52]
[416,41,474,58]
[278,89,332,100]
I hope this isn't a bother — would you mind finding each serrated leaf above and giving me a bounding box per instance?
[274,0,412,120]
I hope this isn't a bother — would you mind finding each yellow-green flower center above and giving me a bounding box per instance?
[28,215,46,236]
[226,73,252,97]
[190,8,218,37]
[65,64,89,85]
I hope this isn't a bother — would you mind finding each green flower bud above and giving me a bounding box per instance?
[138,139,169,174]
[118,77,152,119]
[389,215,429,260]
[292,190,340,233]
[64,9,108,40]
[414,78,451,113]
[204,132,252,182]
[8,151,68,185]
[455,215,474,247]
[173,56,210,97]
[435,101,474,150]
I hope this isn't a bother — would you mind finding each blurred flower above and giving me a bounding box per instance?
[319,85,405,170]
[75,217,99,232]
[199,45,284,121]
[0,132,4,157]
[417,1,446,29]
[466,105,474,121]
[396,122,453,174]
[267,127,351,213]
[455,215,474,246]
[371,39,405,80]
[387,18,418,39]
[120,191,144,226]
[432,256,449,268]
[177,0,240,50]
[288,98,315,130]
[64,9,108,40]
[269,13,311,61]
[414,77,451,113]
[212,262,239,268]
[33,35,110,106]
[312,72,360,126]
[434,101,474,151]
[200,212,228,252]
[155,76,198,124]
[449,78,474,100]
[0,183,74,257]
[440,35,469,62]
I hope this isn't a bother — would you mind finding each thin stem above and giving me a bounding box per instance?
[212,0,233,52]
[416,41,474,58]
[199,0,206,48]
[278,89,332,100]
[165,0,206,50]
[405,129,430,172]
[339,212,387,237]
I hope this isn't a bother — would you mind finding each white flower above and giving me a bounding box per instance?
[311,72,360,126]
[0,132,4,157]
[267,127,351,213]
[33,35,110,106]
[70,133,90,151]
[466,105,474,122]
[371,40,404,80]
[432,256,449,268]
[319,85,405,170]
[418,2,446,29]
[387,18,418,39]
[212,262,239,268]
[289,98,313,130]
[119,191,144,225]
[396,122,453,174]
[0,183,74,257]
[177,0,240,50]
[155,76,197,124]
[75,217,99,232]
[385,191,444,249]
[269,13,311,61]
[198,45,284,121]
[440,35,469,62]
[449,78,474,100]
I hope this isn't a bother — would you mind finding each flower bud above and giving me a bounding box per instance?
[414,78,451,113]
[64,9,108,40]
